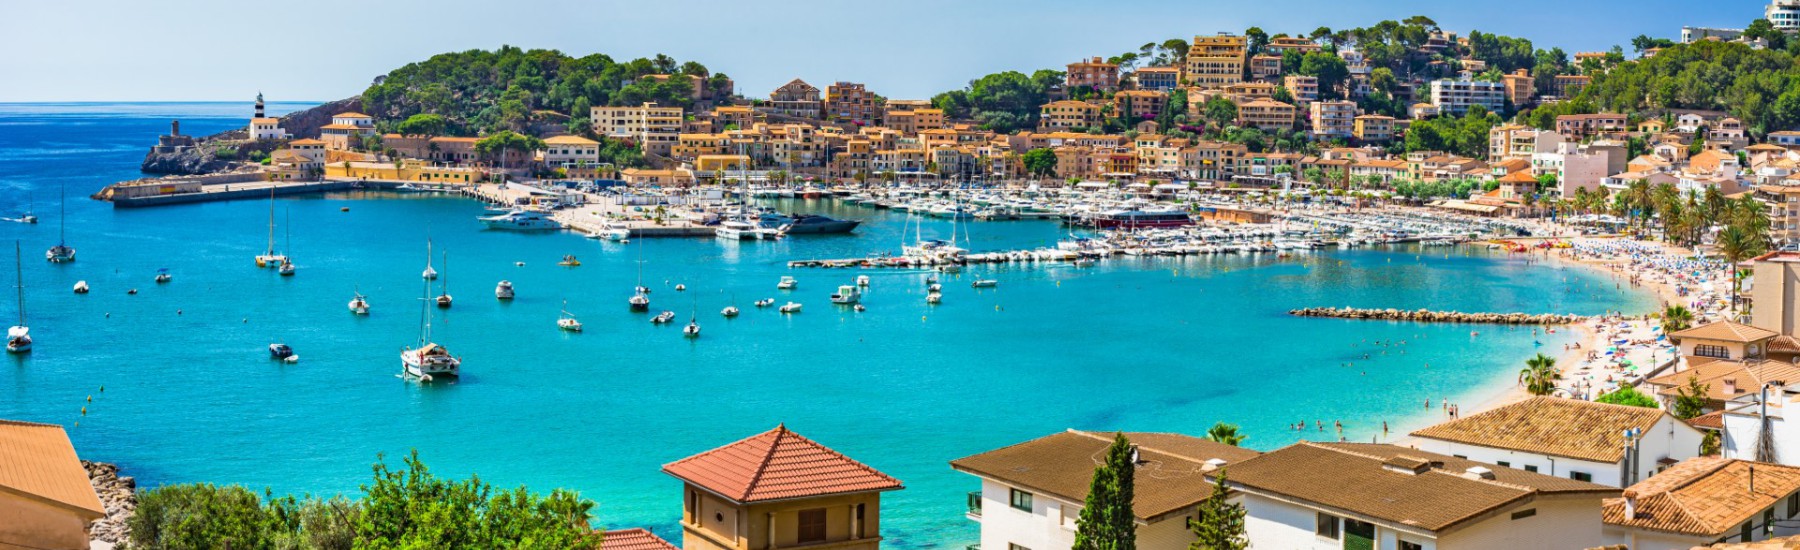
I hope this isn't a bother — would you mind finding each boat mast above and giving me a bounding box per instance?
[266,186,276,255]
[58,184,66,247]
[441,251,449,296]
[13,241,23,327]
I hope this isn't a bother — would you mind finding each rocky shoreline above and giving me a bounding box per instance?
[84,461,135,546]
[1289,307,1585,325]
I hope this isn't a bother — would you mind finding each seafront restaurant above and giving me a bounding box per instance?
[662,424,903,550]
[0,419,107,550]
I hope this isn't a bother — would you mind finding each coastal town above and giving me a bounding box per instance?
[14,1,1800,550]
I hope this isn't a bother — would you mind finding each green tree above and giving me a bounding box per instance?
[1596,384,1660,408]
[128,483,293,549]
[357,450,600,548]
[1662,304,1695,332]
[395,113,448,137]
[1022,148,1058,177]
[1073,433,1137,550]
[476,130,547,168]
[1673,374,1712,420]
[1202,97,1238,132]
[1519,353,1558,396]
[1204,422,1246,446]
[1189,468,1247,550]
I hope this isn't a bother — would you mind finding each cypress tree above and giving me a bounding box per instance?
[1075,433,1137,550]
[1189,468,1248,550]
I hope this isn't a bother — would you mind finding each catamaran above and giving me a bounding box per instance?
[401,272,459,381]
[8,242,31,353]
[45,184,74,263]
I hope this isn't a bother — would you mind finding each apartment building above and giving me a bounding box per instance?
[1066,57,1120,91]
[1131,67,1182,91]
[1112,90,1167,121]
[1264,36,1322,54]
[1501,69,1535,106]
[768,79,823,119]
[1555,113,1629,139]
[825,82,881,125]
[1283,75,1319,105]
[1410,397,1705,488]
[1309,100,1358,140]
[951,430,1258,550]
[1552,74,1591,98]
[884,108,945,134]
[592,102,684,157]
[713,106,756,129]
[1184,34,1248,88]
[1771,0,1800,31]
[1757,186,1800,247]
[1236,98,1297,131]
[1353,114,1394,142]
[538,135,600,167]
[1249,54,1282,81]
[249,117,287,141]
[1429,79,1507,116]
[1038,100,1105,131]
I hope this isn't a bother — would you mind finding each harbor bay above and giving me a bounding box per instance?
[0,103,1659,545]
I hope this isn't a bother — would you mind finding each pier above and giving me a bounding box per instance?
[1289,307,1585,325]
[101,177,396,208]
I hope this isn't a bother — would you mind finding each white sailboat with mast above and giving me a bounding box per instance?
[401,262,459,381]
[254,186,285,267]
[278,208,296,275]
[628,238,650,311]
[8,242,30,353]
[421,238,438,280]
[45,184,74,263]
[435,251,452,308]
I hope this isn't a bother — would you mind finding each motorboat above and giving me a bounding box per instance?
[777,276,797,290]
[269,343,294,360]
[971,279,998,288]
[721,306,740,317]
[479,209,562,230]
[558,301,582,332]
[927,293,942,304]
[754,298,774,308]
[716,220,755,240]
[348,291,370,315]
[652,311,676,324]
[495,280,515,300]
[758,213,860,234]
[602,222,632,241]
[675,284,686,292]
[278,260,295,276]
[928,283,942,293]
[853,304,866,312]
[778,302,803,313]
[155,268,172,283]
[830,285,860,305]
[8,243,29,354]
[856,275,870,287]
[72,281,88,294]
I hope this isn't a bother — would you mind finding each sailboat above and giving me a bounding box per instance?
[683,295,700,338]
[348,286,370,315]
[11,194,36,224]
[45,184,74,263]
[435,251,452,308]
[277,208,295,276]
[401,264,459,381]
[628,238,650,311]
[8,242,30,353]
[421,238,438,280]
[557,300,582,332]
[254,187,285,267]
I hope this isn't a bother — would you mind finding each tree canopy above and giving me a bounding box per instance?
[932,70,1064,134]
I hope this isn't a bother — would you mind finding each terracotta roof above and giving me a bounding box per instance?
[1670,321,1780,344]
[600,528,678,550]
[1225,442,1617,533]
[662,425,902,503]
[289,138,326,146]
[1409,396,1671,462]
[1499,170,1539,184]
[0,419,105,518]
[1603,458,1800,537]
[543,135,600,145]
[333,112,372,119]
[1645,357,1800,402]
[1772,335,1800,354]
[1688,410,1726,430]
[950,430,1259,521]
[319,123,363,130]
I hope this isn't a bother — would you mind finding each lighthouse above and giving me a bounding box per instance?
[255,92,265,119]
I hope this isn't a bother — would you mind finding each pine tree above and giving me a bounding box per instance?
[1074,433,1137,550]
[1189,468,1248,550]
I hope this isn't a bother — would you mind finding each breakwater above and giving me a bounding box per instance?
[84,461,135,545]
[1289,307,1585,325]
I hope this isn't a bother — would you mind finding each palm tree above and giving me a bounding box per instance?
[1519,353,1559,396]
[1662,305,1695,332]
[1717,225,1767,313]
[1205,422,1246,446]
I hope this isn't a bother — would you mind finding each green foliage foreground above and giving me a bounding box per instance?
[126,450,601,550]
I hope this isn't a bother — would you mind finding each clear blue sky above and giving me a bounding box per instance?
[0,0,1771,103]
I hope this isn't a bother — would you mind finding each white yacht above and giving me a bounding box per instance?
[479,209,561,230]
[154,268,172,283]
[856,275,870,287]
[495,280,514,300]
[8,242,30,354]
[777,276,797,290]
[971,279,998,288]
[715,220,755,240]
[652,310,676,324]
[830,285,860,305]
[779,302,803,313]
[401,275,459,381]
[72,281,88,294]
[721,305,740,317]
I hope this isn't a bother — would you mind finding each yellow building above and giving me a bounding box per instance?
[325,159,483,183]
[696,154,751,173]
[674,133,732,161]
[1184,34,1247,88]
[1236,98,1297,131]
[1353,114,1395,142]
[0,419,106,550]
[1501,69,1535,106]
[664,425,904,550]
[1038,100,1104,131]
[1112,90,1167,122]
[592,103,685,156]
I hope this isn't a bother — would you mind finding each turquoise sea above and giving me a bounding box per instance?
[0,103,1657,547]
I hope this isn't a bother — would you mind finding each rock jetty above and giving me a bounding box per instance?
[1289,307,1584,325]
[84,461,136,546]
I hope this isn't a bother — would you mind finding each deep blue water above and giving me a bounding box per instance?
[0,103,1656,547]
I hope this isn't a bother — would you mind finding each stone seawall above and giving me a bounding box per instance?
[1289,307,1585,325]
[84,461,135,546]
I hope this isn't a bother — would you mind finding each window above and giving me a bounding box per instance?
[1009,489,1034,512]
[1767,508,1777,537]
[687,490,700,524]
[1511,509,1537,520]
[1524,465,1539,473]
[1497,461,1511,468]
[1743,521,1754,542]
[1790,493,1799,518]
[1315,512,1340,539]
[798,509,827,543]
[856,504,866,539]
[1009,544,1030,550]
[1571,472,1593,482]
[1696,344,1730,359]
[1399,541,1424,550]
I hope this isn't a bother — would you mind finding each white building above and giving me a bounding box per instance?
[538,135,601,167]
[1428,79,1507,117]
[591,102,683,157]
[1602,457,1800,549]
[1771,0,1800,32]
[1224,442,1618,550]
[1410,396,1705,488]
[950,430,1259,550]
[1310,101,1358,140]
[249,117,288,140]
[1683,26,1745,44]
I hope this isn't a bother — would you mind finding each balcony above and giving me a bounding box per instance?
[966,491,983,519]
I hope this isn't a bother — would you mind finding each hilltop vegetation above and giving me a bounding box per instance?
[1563,39,1800,137]
[361,46,730,136]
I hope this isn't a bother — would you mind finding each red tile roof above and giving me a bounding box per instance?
[601,528,678,550]
[662,424,903,503]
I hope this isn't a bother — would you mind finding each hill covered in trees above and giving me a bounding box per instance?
[360,46,731,136]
